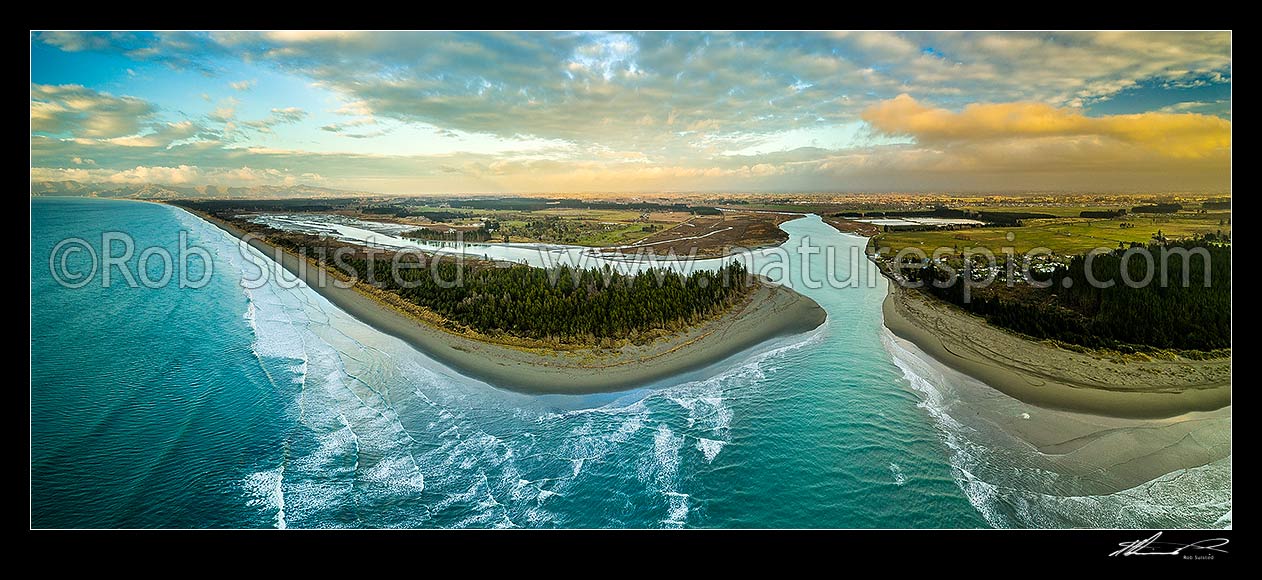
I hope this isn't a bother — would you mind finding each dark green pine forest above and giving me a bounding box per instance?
[267,230,753,343]
[353,259,751,342]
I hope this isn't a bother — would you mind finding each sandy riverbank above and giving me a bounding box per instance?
[186,207,827,394]
[882,282,1230,419]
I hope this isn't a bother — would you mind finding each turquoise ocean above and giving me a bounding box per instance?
[31,198,1229,528]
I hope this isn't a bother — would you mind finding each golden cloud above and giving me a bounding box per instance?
[862,94,1231,159]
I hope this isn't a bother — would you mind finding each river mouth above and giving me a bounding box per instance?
[31,199,1231,529]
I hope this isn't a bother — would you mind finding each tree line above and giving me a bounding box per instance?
[1132,203,1182,214]
[402,226,493,243]
[354,258,752,343]
[836,207,1056,226]
[1080,209,1127,218]
[266,231,753,343]
[900,240,1230,352]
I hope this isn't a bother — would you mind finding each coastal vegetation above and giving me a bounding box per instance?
[893,239,1230,353]
[866,201,1231,355]
[402,225,494,243]
[199,214,756,345]
[351,256,753,343]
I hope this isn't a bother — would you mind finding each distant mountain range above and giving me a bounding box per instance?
[30,181,372,199]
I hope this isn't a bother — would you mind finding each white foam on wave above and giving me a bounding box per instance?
[176,212,327,528]
[536,396,650,423]
[696,438,725,463]
[889,463,907,486]
[1214,509,1232,529]
[653,426,684,483]
[437,473,518,529]
[509,478,534,502]
[670,394,731,433]
[998,455,1233,529]
[242,464,287,529]
[288,413,358,469]
[244,288,310,362]
[881,329,1233,529]
[176,206,447,527]
[611,414,645,444]
[411,427,530,526]
[222,229,310,394]
[529,319,822,527]
[662,491,690,527]
[358,454,425,496]
[642,425,688,526]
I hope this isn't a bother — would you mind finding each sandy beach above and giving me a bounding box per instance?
[882,282,1230,419]
[186,207,827,394]
[885,327,1232,503]
[880,281,1232,504]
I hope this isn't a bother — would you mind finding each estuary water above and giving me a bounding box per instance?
[30,198,1229,528]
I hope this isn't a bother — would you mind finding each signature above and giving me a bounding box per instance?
[1110,532,1229,557]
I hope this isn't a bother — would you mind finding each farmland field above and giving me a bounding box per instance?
[874,211,1232,256]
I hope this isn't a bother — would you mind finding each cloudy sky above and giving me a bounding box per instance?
[31,31,1231,194]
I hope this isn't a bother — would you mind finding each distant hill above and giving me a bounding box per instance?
[30,181,372,200]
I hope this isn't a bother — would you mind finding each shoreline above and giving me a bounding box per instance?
[180,205,827,394]
[884,324,1232,503]
[825,215,1231,511]
[880,281,1230,419]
